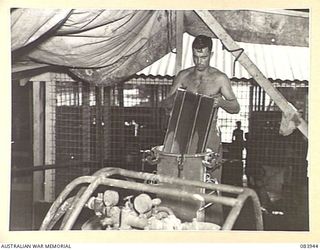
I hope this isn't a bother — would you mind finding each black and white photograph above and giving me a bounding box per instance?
[1,2,319,246]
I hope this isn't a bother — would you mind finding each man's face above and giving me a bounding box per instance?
[192,47,211,71]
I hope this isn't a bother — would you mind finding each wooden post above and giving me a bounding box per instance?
[175,10,184,75]
[32,81,45,202]
[96,86,104,168]
[103,86,111,162]
[31,73,56,203]
[44,79,55,201]
[194,10,308,138]
[82,83,91,164]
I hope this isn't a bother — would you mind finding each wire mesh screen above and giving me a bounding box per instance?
[52,74,101,195]
[218,80,251,143]
[245,81,308,230]
[47,73,308,230]
[106,78,171,171]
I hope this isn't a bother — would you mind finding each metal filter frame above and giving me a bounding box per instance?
[40,167,263,231]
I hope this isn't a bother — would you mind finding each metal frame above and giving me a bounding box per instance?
[40,167,263,231]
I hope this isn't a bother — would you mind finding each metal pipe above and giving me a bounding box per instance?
[41,168,119,230]
[43,167,263,231]
[46,197,75,230]
[62,175,239,230]
[52,167,245,230]
[86,166,244,194]
[113,168,245,194]
[100,178,238,206]
[12,161,99,174]
[111,168,262,230]
[246,188,264,230]
[59,188,87,230]
[40,176,95,230]
[58,168,120,230]
[62,176,103,230]
[222,190,263,230]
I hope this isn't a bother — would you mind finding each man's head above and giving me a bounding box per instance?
[236,121,241,128]
[192,35,213,52]
[192,35,213,71]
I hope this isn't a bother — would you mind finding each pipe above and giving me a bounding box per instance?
[222,189,263,230]
[58,168,119,230]
[46,197,75,230]
[43,167,263,231]
[40,176,95,230]
[61,176,239,230]
[112,168,245,194]
[41,168,119,230]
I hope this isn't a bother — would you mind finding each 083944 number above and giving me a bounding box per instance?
[300,244,319,248]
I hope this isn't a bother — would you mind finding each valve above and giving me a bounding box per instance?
[123,195,134,209]
[202,148,220,170]
[86,193,105,217]
[134,194,153,215]
[141,149,160,166]
[103,190,119,207]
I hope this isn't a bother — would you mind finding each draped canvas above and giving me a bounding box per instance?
[11,9,72,51]
[11,9,309,85]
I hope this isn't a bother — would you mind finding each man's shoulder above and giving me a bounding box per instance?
[175,68,194,82]
[178,67,194,76]
[208,67,228,78]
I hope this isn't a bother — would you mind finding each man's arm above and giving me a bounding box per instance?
[161,71,184,110]
[214,74,240,114]
[167,71,184,99]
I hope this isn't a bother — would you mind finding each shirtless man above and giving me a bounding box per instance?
[163,35,240,225]
[165,35,240,114]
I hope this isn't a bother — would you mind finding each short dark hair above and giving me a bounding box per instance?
[192,35,213,52]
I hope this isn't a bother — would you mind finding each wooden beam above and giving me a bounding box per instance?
[255,9,309,18]
[175,10,184,75]
[185,10,309,47]
[44,80,55,202]
[194,10,308,138]
[30,73,57,202]
[32,81,45,202]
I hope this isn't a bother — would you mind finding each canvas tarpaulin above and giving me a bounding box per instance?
[11,9,72,51]
[11,9,309,86]
[12,9,178,85]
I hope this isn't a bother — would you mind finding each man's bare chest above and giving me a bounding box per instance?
[181,75,221,96]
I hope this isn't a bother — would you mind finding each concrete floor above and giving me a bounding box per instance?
[10,177,33,230]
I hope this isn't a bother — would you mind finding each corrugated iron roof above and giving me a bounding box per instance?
[137,33,309,81]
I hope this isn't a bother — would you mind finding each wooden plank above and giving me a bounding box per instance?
[103,86,112,160]
[81,84,91,165]
[44,80,55,202]
[32,81,44,202]
[194,10,308,138]
[175,10,184,74]
[185,10,309,47]
[255,9,309,18]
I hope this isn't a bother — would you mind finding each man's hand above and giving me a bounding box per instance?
[213,95,223,108]
[213,95,240,114]
[160,95,175,116]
